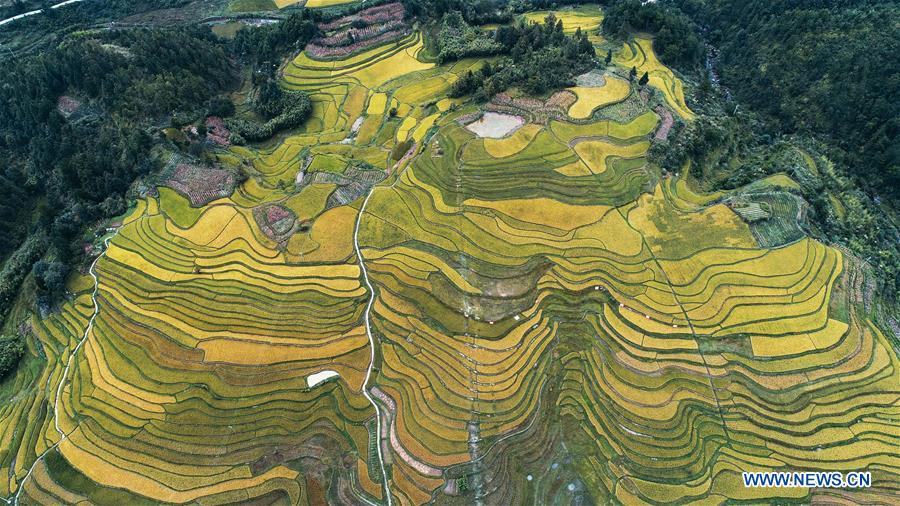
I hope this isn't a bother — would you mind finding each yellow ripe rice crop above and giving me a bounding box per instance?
[411,113,440,143]
[463,197,610,230]
[568,76,631,119]
[750,319,849,357]
[574,139,650,174]
[197,326,368,365]
[367,92,388,114]
[348,38,434,90]
[483,124,542,158]
[523,5,603,33]
[302,205,359,261]
[302,0,357,7]
[394,75,454,105]
[59,435,299,504]
[616,37,695,120]
[397,116,417,142]
[626,185,756,256]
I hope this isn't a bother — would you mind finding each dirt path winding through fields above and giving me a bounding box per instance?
[352,143,426,505]
[51,233,114,438]
[354,188,393,506]
[2,230,116,506]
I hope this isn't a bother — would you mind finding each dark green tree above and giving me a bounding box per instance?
[0,335,25,379]
[207,96,235,118]
[33,260,69,300]
[697,69,712,100]
[602,0,703,68]
[451,12,598,98]
[254,77,285,119]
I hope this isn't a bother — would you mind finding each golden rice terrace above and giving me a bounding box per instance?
[0,3,897,505]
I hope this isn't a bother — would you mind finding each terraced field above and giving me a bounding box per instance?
[522,4,604,34]
[1,5,897,505]
[568,76,631,120]
[275,0,357,8]
[615,36,695,121]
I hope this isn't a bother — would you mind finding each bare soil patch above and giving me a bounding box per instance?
[653,105,674,141]
[307,2,408,60]
[254,204,297,245]
[164,163,235,206]
[488,91,576,124]
[205,116,231,146]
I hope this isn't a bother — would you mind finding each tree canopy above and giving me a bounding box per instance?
[450,13,597,99]
[0,27,236,328]
[602,0,704,69]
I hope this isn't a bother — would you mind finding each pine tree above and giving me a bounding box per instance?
[638,71,649,86]
[605,49,612,65]
[578,34,593,55]
[629,66,637,81]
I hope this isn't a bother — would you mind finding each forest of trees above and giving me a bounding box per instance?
[436,11,503,63]
[403,0,515,24]
[229,10,318,142]
[602,0,704,68]
[0,334,24,379]
[0,27,235,321]
[232,9,320,67]
[666,0,900,296]
[674,0,899,200]
[450,13,597,98]
[0,0,192,52]
[228,75,312,142]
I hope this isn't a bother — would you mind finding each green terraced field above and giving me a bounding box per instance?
[1,5,897,506]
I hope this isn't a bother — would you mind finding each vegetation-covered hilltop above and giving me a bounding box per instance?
[0,1,897,505]
[0,28,233,314]
[602,0,900,297]
[676,0,900,292]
